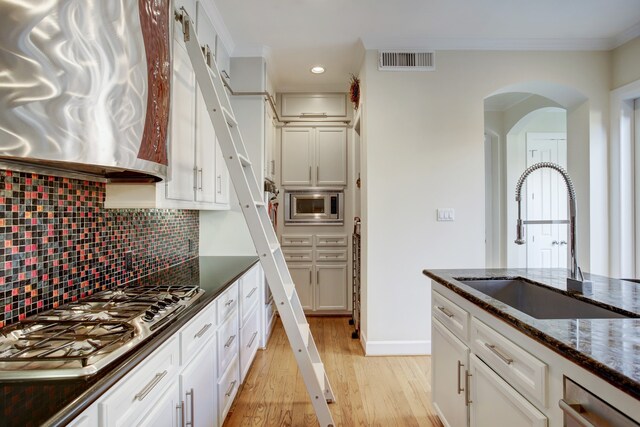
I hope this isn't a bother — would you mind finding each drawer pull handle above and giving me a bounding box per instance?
[247,331,258,348]
[225,299,235,307]
[186,388,195,427]
[485,343,514,365]
[194,323,213,339]
[465,371,472,406]
[135,370,168,401]
[436,305,454,318]
[246,287,257,298]
[177,401,185,427]
[225,334,236,348]
[225,380,237,397]
[558,399,597,427]
[457,360,464,394]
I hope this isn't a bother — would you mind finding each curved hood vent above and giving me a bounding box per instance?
[378,51,435,71]
[0,1,171,182]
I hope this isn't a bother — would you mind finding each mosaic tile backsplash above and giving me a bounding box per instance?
[0,169,199,327]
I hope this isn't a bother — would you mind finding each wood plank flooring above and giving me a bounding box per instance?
[224,317,443,427]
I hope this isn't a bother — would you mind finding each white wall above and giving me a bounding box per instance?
[359,49,610,355]
[200,57,267,256]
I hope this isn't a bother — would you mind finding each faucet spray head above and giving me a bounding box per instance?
[515,219,525,245]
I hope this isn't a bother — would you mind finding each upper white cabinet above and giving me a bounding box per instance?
[281,93,347,118]
[265,103,277,181]
[281,127,347,187]
[105,0,229,210]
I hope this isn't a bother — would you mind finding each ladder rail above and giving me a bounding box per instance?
[174,8,335,426]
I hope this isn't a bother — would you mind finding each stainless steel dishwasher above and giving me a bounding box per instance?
[560,378,639,426]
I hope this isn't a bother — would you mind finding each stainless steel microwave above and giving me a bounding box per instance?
[284,190,344,225]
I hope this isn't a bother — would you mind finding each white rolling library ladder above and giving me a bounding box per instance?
[174,8,336,426]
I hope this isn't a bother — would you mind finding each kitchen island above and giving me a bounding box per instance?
[0,256,259,427]
[424,268,640,426]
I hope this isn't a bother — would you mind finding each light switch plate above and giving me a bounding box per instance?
[437,208,455,221]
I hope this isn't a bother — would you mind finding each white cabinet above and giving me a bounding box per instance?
[98,337,180,427]
[469,355,547,427]
[138,382,181,427]
[265,103,277,181]
[180,338,217,427]
[214,141,230,205]
[289,264,314,310]
[280,93,347,118]
[281,127,347,187]
[432,319,470,427]
[316,264,348,310]
[284,234,349,312]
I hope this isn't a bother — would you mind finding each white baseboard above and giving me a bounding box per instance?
[360,333,431,356]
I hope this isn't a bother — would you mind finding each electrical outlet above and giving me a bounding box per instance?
[125,251,133,271]
[188,239,194,253]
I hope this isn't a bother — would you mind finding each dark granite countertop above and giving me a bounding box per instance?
[423,268,640,401]
[0,255,259,427]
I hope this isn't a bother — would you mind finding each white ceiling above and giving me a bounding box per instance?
[212,0,640,92]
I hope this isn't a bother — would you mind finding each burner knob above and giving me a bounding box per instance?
[149,305,160,313]
[163,297,175,305]
[143,311,155,322]
[157,301,168,308]
[171,295,180,303]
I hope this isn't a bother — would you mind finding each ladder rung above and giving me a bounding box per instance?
[312,362,326,390]
[285,282,295,299]
[222,107,237,127]
[239,154,252,167]
[299,323,310,347]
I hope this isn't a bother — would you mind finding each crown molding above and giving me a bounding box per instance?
[611,21,640,48]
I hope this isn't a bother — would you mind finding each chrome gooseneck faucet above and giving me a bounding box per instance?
[514,162,592,295]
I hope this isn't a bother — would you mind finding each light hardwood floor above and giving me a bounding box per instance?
[225,317,443,426]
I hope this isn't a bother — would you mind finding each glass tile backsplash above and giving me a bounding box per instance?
[0,169,199,327]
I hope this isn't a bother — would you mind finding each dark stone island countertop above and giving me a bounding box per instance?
[423,268,640,400]
[0,255,259,427]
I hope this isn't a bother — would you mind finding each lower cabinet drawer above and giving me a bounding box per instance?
[315,249,347,262]
[99,336,179,427]
[283,249,313,262]
[471,318,548,407]
[218,355,240,426]
[217,312,239,376]
[240,307,260,382]
[217,282,239,324]
[180,302,216,366]
[432,290,469,341]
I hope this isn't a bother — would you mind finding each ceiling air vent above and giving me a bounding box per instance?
[378,51,435,71]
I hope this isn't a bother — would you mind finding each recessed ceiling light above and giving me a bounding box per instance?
[310,66,325,74]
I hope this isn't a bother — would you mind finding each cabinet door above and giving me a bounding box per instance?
[432,319,470,427]
[180,338,218,427]
[264,106,276,180]
[214,140,230,205]
[288,264,314,310]
[166,14,196,202]
[316,128,347,186]
[194,2,217,204]
[469,354,547,427]
[315,264,347,310]
[281,128,314,186]
[137,381,180,427]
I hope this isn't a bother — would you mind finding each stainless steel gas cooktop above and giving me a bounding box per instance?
[0,284,204,380]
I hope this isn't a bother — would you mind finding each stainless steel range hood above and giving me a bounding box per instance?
[0,0,171,182]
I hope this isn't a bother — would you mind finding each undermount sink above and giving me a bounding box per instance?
[454,278,632,319]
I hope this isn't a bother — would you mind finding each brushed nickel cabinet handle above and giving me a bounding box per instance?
[176,401,185,427]
[316,165,319,182]
[457,361,464,394]
[224,334,236,348]
[194,322,212,339]
[197,168,203,190]
[247,331,258,348]
[317,270,320,284]
[271,159,275,175]
[185,389,194,427]
[558,399,597,427]
[225,299,235,307]
[135,370,168,401]
[484,343,514,365]
[247,287,257,298]
[465,371,472,406]
[308,166,312,182]
[225,380,237,397]
[436,305,454,318]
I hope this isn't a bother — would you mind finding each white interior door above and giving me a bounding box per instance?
[525,133,567,269]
